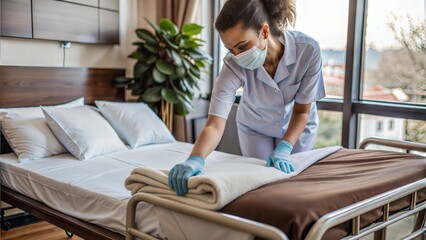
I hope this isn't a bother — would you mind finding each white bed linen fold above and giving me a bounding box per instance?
[124,146,342,210]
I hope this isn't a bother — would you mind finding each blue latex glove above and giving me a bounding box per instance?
[168,156,205,196]
[266,140,295,173]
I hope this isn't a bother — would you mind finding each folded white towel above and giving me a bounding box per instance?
[125,146,342,210]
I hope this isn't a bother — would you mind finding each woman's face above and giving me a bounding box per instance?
[219,23,268,56]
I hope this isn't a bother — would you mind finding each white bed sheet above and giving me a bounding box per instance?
[0,142,253,240]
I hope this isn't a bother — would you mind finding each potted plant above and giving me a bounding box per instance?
[115,18,212,131]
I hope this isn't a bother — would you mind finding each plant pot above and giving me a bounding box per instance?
[161,100,173,132]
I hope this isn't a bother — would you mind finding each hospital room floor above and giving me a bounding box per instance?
[0,221,83,240]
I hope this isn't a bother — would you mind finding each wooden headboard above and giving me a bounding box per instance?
[0,66,125,154]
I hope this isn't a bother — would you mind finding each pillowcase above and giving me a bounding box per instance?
[95,101,175,148]
[42,105,127,160]
[0,98,84,162]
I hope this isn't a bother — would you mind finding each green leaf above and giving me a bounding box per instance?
[142,86,162,102]
[145,18,162,35]
[167,50,182,66]
[190,65,201,78]
[181,79,194,94]
[114,82,129,88]
[143,44,161,54]
[185,49,212,62]
[132,88,144,95]
[195,60,206,68]
[159,19,179,37]
[128,51,147,61]
[175,66,186,78]
[114,76,132,83]
[135,29,157,45]
[145,55,157,65]
[134,62,150,76]
[178,38,185,48]
[132,41,145,46]
[182,58,192,70]
[161,88,179,104]
[184,40,201,49]
[173,103,187,115]
[127,81,142,90]
[176,93,194,113]
[192,37,206,43]
[152,68,166,83]
[156,60,175,75]
[187,71,199,83]
[162,35,179,50]
[182,23,203,36]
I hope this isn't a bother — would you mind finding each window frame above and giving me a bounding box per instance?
[212,0,426,149]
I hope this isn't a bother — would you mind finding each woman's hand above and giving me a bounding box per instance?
[168,156,205,196]
[267,140,295,173]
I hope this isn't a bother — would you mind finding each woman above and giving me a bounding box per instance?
[169,0,325,196]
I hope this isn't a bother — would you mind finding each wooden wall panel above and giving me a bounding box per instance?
[99,10,119,44]
[33,0,99,43]
[0,0,32,38]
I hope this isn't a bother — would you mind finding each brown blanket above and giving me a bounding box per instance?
[220,149,426,239]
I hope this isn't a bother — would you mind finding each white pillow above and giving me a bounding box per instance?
[0,98,84,162]
[42,105,127,160]
[95,101,175,148]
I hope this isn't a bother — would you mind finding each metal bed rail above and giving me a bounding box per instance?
[359,137,426,153]
[305,178,426,240]
[125,193,288,240]
[125,137,426,240]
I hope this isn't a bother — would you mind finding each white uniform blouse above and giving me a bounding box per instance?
[208,30,326,152]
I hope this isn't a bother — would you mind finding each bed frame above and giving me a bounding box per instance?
[126,138,426,240]
[0,66,425,240]
[0,66,126,240]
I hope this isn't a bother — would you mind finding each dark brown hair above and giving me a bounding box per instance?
[215,0,296,37]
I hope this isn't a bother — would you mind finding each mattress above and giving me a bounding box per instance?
[220,149,426,239]
[0,141,252,240]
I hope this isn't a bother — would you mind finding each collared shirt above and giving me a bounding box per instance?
[208,30,325,148]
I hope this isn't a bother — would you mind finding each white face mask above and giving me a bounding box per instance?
[231,32,267,70]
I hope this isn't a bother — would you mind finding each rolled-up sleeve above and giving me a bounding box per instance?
[208,63,243,120]
[295,44,326,104]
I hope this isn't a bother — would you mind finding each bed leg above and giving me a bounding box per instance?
[65,230,74,238]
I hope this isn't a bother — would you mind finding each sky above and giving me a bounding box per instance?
[293,0,425,50]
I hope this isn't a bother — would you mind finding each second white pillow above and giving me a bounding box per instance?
[95,101,175,148]
[42,106,127,160]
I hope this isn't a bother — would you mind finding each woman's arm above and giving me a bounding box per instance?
[190,115,227,159]
[283,102,311,145]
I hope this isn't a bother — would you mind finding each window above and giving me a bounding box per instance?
[376,121,383,132]
[293,0,349,98]
[217,0,350,99]
[212,0,426,149]
[362,0,426,105]
[359,115,426,156]
[315,111,342,148]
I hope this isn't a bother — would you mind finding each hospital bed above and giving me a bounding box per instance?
[0,66,425,240]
